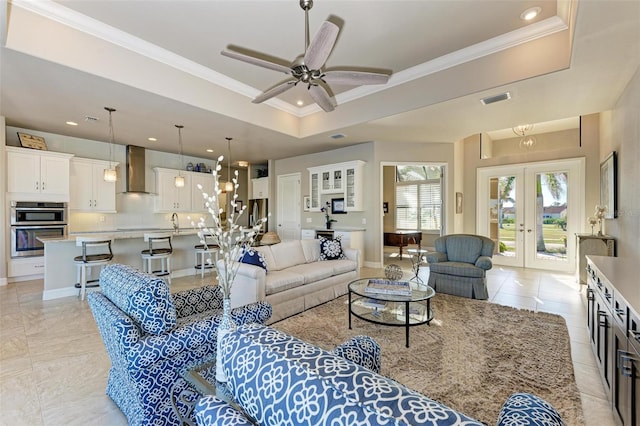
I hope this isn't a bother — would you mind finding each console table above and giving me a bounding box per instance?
[576,234,615,284]
[585,256,639,425]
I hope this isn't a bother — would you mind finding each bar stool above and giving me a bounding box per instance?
[74,236,114,300]
[141,232,173,284]
[194,234,219,278]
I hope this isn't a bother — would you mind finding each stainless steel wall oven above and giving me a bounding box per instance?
[10,201,68,258]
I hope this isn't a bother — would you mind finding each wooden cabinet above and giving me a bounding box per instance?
[70,158,118,212]
[586,256,640,424]
[154,168,192,212]
[252,177,269,198]
[6,146,73,200]
[308,161,365,211]
[577,234,615,284]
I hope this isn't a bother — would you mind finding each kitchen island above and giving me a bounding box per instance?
[39,228,207,300]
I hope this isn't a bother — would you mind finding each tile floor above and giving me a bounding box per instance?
[0,263,615,425]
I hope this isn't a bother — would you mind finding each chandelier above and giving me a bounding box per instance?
[512,124,536,150]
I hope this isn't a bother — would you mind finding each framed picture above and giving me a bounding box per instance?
[600,151,617,218]
[456,192,463,214]
[17,132,47,150]
[235,200,243,213]
[331,198,346,214]
[303,196,311,212]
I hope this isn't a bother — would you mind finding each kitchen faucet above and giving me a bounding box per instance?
[171,212,179,233]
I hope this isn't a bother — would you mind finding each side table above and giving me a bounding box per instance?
[576,234,615,284]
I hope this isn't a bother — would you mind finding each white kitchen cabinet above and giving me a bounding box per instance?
[154,168,192,212]
[6,146,73,200]
[301,229,316,240]
[191,172,215,212]
[309,171,320,210]
[321,169,343,194]
[70,158,118,212]
[252,177,269,198]
[308,160,365,212]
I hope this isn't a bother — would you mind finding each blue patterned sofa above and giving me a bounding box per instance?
[87,264,272,426]
[193,324,564,426]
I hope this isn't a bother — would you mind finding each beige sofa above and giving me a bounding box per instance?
[228,239,359,323]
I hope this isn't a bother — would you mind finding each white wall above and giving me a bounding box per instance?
[599,68,640,259]
[1,116,7,285]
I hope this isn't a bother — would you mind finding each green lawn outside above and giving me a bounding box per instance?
[498,223,567,254]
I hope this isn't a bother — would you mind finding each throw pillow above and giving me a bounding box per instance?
[239,247,268,271]
[319,236,346,261]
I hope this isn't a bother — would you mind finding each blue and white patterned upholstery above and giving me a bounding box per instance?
[496,393,564,426]
[195,325,563,426]
[211,323,484,426]
[195,396,254,426]
[330,334,381,374]
[239,246,268,271]
[88,264,272,426]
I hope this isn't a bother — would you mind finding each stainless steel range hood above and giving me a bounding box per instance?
[125,145,149,193]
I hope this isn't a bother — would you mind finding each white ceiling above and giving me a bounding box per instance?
[1,0,638,165]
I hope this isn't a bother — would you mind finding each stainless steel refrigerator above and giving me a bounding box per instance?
[248,199,268,232]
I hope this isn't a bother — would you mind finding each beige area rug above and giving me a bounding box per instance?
[272,293,584,425]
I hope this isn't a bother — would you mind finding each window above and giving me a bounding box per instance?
[395,165,442,231]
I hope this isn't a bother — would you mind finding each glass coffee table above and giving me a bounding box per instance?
[348,278,435,348]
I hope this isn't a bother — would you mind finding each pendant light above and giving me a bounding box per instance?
[103,107,117,182]
[174,124,185,187]
[224,137,234,192]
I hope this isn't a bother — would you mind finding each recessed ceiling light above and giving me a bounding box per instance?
[237,161,249,168]
[296,100,304,106]
[206,149,214,153]
[148,137,157,141]
[66,121,78,126]
[520,6,541,21]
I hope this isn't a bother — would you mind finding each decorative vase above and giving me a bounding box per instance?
[326,221,332,230]
[215,297,237,383]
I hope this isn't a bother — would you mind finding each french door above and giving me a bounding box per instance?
[477,158,584,272]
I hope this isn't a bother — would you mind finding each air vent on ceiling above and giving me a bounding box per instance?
[480,92,511,105]
[84,116,99,122]
[330,133,346,140]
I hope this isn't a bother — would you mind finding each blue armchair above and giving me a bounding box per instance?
[426,234,495,299]
[87,264,272,426]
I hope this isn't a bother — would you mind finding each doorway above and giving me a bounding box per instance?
[477,158,584,272]
[381,163,446,270]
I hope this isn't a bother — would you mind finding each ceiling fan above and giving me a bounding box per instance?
[221,0,390,112]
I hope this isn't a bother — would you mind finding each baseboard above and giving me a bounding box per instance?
[43,286,78,301]
[0,277,7,286]
[363,260,383,269]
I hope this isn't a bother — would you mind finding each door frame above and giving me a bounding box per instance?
[276,172,301,240]
[476,157,585,272]
[379,161,449,268]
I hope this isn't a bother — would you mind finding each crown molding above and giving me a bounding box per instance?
[12,0,567,118]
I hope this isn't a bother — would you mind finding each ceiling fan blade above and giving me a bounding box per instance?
[252,79,297,104]
[304,21,339,70]
[322,70,390,86]
[221,50,292,74]
[308,84,335,112]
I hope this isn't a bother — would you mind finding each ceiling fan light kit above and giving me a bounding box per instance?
[221,0,390,112]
